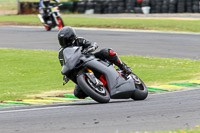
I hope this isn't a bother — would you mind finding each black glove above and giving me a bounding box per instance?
[87,46,96,53]
[87,43,98,53]
[83,43,98,54]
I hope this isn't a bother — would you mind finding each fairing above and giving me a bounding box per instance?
[62,47,82,75]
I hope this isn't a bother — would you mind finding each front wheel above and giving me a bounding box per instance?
[57,17,64,30]
[131,73,148,100]
[77,73,110,103]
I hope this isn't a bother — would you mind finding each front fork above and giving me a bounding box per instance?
[52,13,59,25]
[85,68,103,86]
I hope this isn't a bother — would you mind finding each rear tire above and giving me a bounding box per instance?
[45,25,51,31]
[131,74,148,100]
[77,73,110,103]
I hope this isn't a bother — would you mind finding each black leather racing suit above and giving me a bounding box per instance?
[58,37,124,68]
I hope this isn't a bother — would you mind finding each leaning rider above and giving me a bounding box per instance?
[39,0,59,17]
[57,26,132,98]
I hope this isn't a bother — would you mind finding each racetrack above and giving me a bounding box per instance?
[0,89,200,133]
[0,26,200,60]
[0,26,200,133]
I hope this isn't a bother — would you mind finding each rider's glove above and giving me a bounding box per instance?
[87,43,98,53]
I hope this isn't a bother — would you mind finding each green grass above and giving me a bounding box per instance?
[120,55,200,85]
[132,129,200,133]
[19,0,76,2]
[0,48,73,101]
[0,48,200,101]
[0,0,17,10]
[1,15,200,32]
[0,0,76,11]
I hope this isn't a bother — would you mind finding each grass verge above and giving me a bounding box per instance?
[156,129,200,133]
[137,129,200,133]
[0,48,200,101]
[1,15,200,32]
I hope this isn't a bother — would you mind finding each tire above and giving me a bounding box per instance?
[77,73,110,103]
[131,74,148,100]
[57,17,64,30]
[74,85,88,99]
[44,25,51,31]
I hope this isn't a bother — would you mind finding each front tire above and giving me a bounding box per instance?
[77,73,110,103]
[74,85,88,99]
[57,17,64,30]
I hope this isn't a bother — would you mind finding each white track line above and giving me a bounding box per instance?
[0,88,199,114]
[1,25,200,35]
[0,105,73,114]
[151,88,200,96]
[74,27,200,35]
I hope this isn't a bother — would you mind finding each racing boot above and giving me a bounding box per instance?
[114,59,132,75]
[106,49,132,75]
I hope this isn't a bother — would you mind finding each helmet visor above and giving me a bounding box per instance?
[59,35,75,48]
[63,36,74,46]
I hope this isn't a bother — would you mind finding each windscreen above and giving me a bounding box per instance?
[62,47,81,74]
[62,46,82,72]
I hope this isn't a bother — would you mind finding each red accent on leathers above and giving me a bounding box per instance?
[117,59,121,63]
[109,50,116,56]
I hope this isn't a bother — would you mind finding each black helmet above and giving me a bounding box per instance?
[58,26,76,48]
[43,0,50,7]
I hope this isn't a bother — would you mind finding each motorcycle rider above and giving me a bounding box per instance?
[39,0,59,17]
[58,26,132,98]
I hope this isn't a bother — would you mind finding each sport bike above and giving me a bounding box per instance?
[38,4,64,31]
[62,46,148,103]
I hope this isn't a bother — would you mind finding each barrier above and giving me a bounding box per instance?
[2,0,200,15]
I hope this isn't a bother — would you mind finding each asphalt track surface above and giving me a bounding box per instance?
[0,26,200,60]
[0,26,200,133]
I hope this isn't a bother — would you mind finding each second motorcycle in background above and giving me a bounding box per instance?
[38,3,64,31]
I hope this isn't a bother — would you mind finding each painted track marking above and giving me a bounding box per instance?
[0,105,73,114]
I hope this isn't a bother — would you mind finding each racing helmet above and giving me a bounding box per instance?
[58,26,76,48]
[43,0,50,7]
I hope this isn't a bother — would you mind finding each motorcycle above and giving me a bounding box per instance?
[38,4,64,31]
[61,46,148,103]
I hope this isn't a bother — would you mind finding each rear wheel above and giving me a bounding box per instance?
[77,73,110,103]
[44,25,51,31]
[57,17,64,30]
[130,73,148,100]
